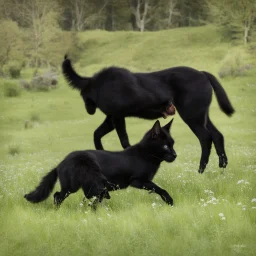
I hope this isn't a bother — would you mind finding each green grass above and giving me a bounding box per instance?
[0,25,256,256]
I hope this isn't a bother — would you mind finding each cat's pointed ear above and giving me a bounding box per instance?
[163,118,174,133]
[151,120,161,138]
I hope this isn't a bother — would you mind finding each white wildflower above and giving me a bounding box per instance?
[221,217,226,221]
[152,202,156,208]
[251,198,256,203]
[252,207,256,209]
[204,189,214,194]
[237,180,244,184]
[219,213,224,217]
[242,207,246,211]
[200,199,205,202]
[237,202,242,206]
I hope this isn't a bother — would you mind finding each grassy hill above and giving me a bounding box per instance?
[0,25,255,256]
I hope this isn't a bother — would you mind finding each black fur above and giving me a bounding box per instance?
[24,120,176,208]
[62,57,234,173]
[24,168,57,203]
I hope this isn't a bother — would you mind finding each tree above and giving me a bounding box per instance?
[0,19,25,77]
[0,19,24,72]
[166,0,179,27]
[130,0,159,32]
[104,0,132,31]
[156,0,180,29]
[7,0,61,67]
[60,0,108,31]
[209,0,256,44]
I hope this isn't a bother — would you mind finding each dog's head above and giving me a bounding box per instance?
[141,119,177,163]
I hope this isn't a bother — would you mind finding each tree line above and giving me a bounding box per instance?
[0,0,255,73]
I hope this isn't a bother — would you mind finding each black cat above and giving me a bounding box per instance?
[62,56,234,173]
[24,119,176,209]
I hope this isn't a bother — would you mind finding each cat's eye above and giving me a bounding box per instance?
[163,145,169,150]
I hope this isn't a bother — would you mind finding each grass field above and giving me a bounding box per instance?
[0,26,256,256]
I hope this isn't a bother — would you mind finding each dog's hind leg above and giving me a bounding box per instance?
[112,117,130,149]
[94,115,114,150]
[206,117,228,168]
[81,189,107,211]
[90,197,100,211]
[90,188,110,211]
[54,189,70,207]
[185,116,213,173]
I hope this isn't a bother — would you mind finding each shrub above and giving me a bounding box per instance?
[30,72,58,91]
[8,145,20,156]
[4,80,21,97]
[2,61,23,78]
[8,64,21,78]
[218,49,253,78]
[30,113,40,122]
[19,79,31,90]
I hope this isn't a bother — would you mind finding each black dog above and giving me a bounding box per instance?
[24,119,176,208]
[62,57,234,173]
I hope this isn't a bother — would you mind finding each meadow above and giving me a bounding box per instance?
[0,26,255,256]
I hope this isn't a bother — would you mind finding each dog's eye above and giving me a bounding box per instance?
[163,145,169,150]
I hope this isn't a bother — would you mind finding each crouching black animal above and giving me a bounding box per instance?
[62,56,234,173]
[24,119,176,209]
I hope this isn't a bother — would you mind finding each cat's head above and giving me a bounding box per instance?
[141,119,177,163]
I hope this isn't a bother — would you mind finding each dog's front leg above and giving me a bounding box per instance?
[130,179,173,206]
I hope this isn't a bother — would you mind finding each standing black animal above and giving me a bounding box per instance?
[24,120,176,208]
[62,56,234,173]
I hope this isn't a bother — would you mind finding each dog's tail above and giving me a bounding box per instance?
[203,71,235,116]
[24,168,58,203]
[62,55,90,90]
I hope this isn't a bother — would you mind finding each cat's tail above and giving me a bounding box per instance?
[24,168,58,203]
[62,55,91,90]
[203,71,235,116]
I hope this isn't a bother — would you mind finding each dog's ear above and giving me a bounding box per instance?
[151,120,161,138]
[163,118,174,133]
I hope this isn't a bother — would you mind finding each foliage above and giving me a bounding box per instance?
[65,31,86,63]
[0,19,24,76]
[3,80,21,97]
[3,61,23,78]
[0,0,211,33]
[218,48,253,78]
[208,0,256,44]
[23,9,71,68]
